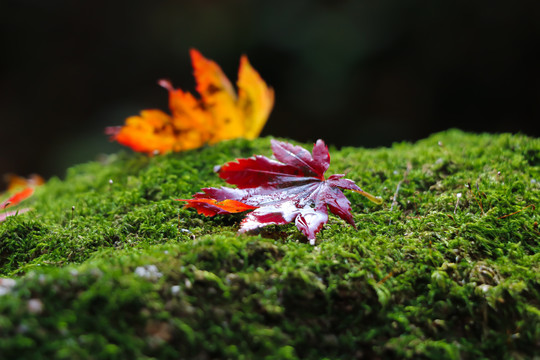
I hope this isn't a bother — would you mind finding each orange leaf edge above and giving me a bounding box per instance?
[176,198,258,217]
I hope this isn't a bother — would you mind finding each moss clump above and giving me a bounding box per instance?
[0,130,538,359]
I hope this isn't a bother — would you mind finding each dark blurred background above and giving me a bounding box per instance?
[1,0,539,183]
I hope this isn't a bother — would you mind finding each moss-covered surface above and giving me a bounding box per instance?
[0,130,538,359]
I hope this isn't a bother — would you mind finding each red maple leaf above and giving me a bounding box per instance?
[179,139,382,244]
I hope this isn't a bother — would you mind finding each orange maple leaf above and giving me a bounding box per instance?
[107,49,274,154]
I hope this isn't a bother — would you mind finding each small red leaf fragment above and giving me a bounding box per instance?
[179,139,382,243]
[1,174,43,223]
[0,187,34,209]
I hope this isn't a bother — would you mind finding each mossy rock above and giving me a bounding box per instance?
[0,130,538,359]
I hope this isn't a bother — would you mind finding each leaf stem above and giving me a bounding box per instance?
[353,189,383,205]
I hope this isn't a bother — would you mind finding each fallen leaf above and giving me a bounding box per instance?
[0,174,43,222]
[107,49,274,154]
[179,139,382,244]
[0,187,34,209]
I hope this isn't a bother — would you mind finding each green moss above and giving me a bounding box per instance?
[0,130,538,359]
